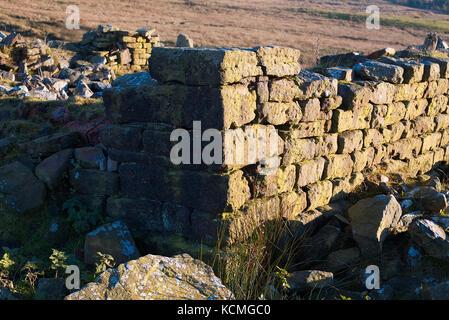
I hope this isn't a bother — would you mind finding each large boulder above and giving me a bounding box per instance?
[348,195,402,257]
[65,253,234,300]
[0,161,46,214]
[408,219,449,260]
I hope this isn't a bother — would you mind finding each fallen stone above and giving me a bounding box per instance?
[0,161,47,214]
[35,148,73,189]
[289,270,333,292]
[348,195,402,257]
[408,219,449,260]
[66,253,234,300]
[302,223,341,264]
[84,221,140,265]
[407,186,447,214]
[26,132,79,158]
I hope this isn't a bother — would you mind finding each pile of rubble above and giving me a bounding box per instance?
[78,24,161,74]
[282,170,449,300]
[0,29,125,100]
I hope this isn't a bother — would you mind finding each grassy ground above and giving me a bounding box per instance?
[1,0,448,67]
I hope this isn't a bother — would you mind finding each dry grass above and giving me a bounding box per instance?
[1,0,449,66]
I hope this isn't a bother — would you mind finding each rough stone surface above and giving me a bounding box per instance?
[84,221,140,265]
[409,219,449,260]
[35,149,73,189]
[348,195,402,257]
[66,253,234,300]
[0,161,47,214]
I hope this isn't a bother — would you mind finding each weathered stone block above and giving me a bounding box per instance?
[404,99,428,120]
[332,104,372,132]
[427,95,449,117]
[100,124,142,152]
[364,129,384,148]
[0,161,47,214]
[394,82,428,102]
[282,135,316,164]
[337,130,363,154]
[353,60,404,83]
[384,102,406,126]
[411,116,435,137]
[149,47,262,85]
[35,149,73,189]
[74,147,106,169]
[422,56,449,78]
[331,172,364,201]
[315,134,338,157]
[106,197,191,237]
[299,98,321,122]
[26,132,79,158]
[69,169,119,196]
[291,121,327,138]
[422,132,442,153]
[441,129,449,147]
[119,163,250,213]
[84,221,140,265]
[323,154,354,179]
[379,57,424,83]
[259,101,302,125]
[422,60,441,81]
[269,78,302,102]
[425,79,449,99]
[297,70,338,99]
[324,67,352,81]
[296,157,325,188]
[280,191,307,219]
[385,121,406,143]
[387,137,422,160]
[104,83,256,129]
[225,196,280,244]
[407,152,434,176]
[306,180,333,210]
[352,148,375,172]
[338,83,372,108]
[277,165,296,193]
[348,195,402,258]
[321,96,342,111]
[255,46,301,77]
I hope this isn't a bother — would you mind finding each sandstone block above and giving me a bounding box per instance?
[149,47,262,85]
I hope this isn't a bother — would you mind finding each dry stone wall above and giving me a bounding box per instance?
[99,46,449,253]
